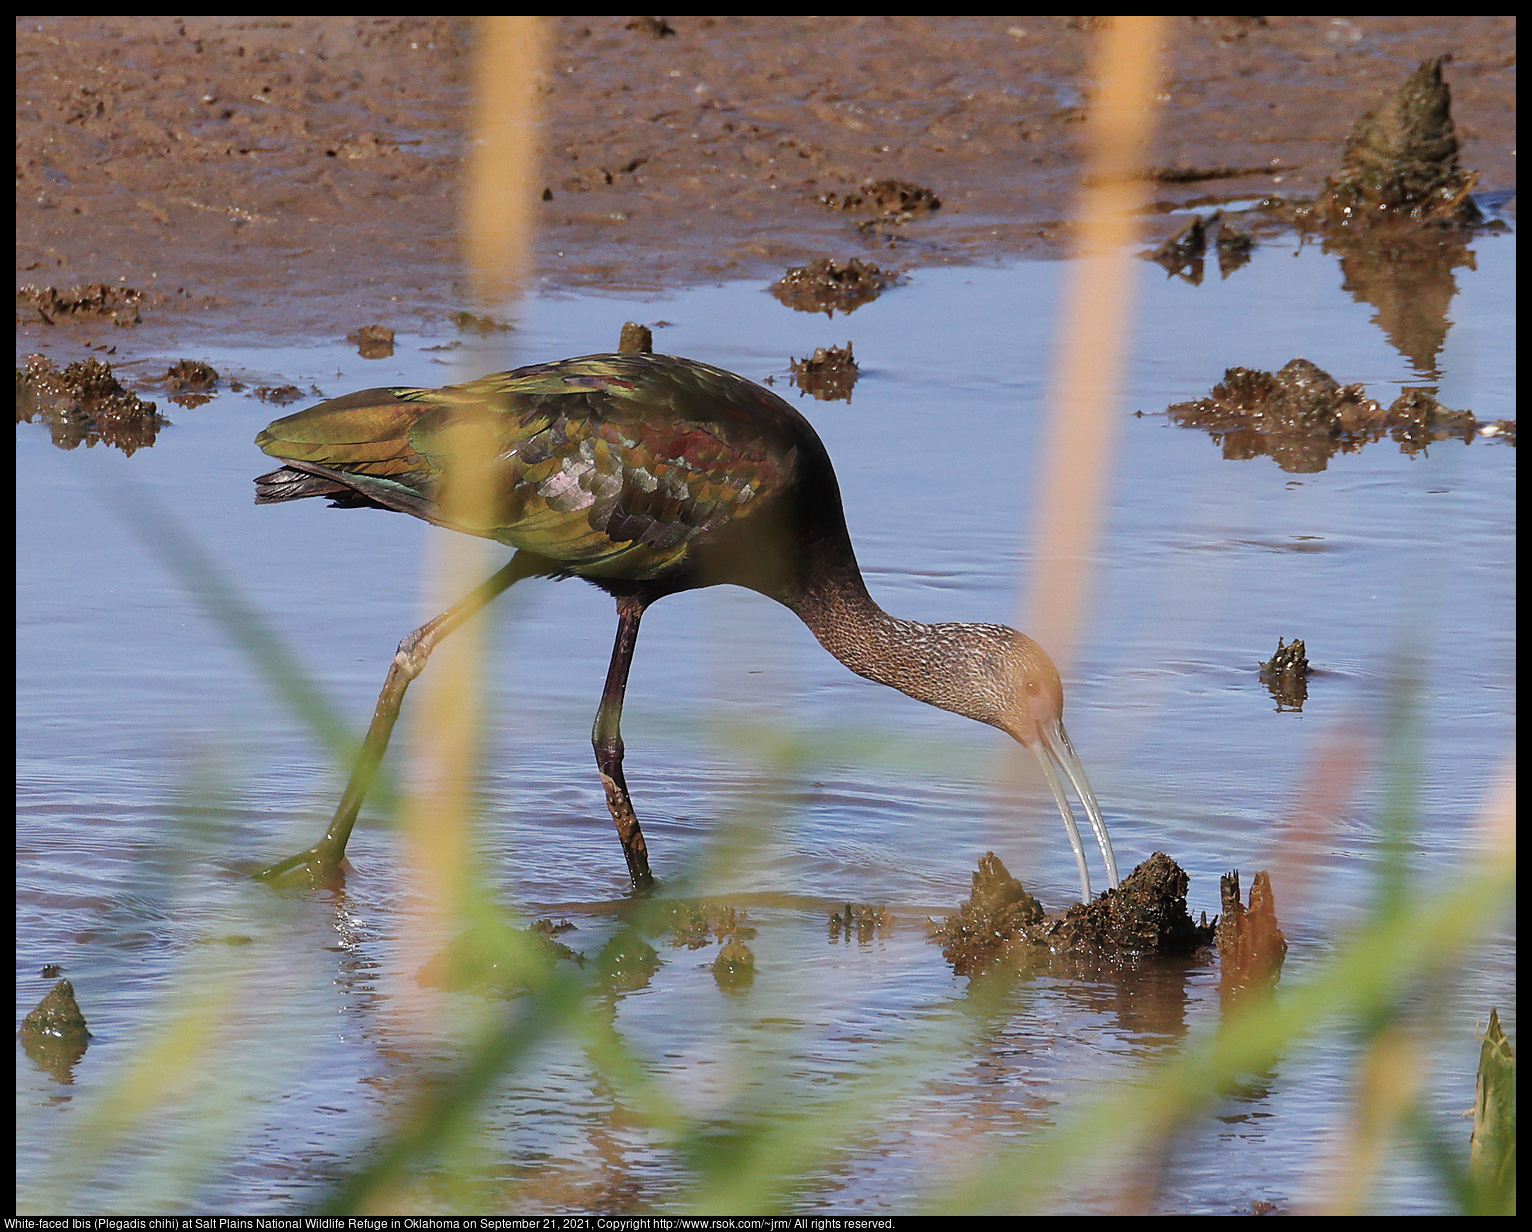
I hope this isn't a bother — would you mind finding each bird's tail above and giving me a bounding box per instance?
[254,465,368,506]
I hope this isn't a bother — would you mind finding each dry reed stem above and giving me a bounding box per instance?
[1024,15,1167,672]
[390,17,544,1041]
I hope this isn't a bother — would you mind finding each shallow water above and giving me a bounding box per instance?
[16,226,1515,1214]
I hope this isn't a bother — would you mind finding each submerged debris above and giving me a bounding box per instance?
[770,257,899,317]
[790,342,859,402]
[597,932,662,993]
[1166,358,1505,474]
[1260,637,1311,712]
[828,901,891,945]
[931,851,1214,976]
[16,353,167,454]
[1215,220,1254,277]
[452,309,512,335]
[1216,870,1287,1008]
[712,937,756,990]
[347,323,395,359]
[18,978,91,1081]
[660,901,757,951]
[1316,58,1481,230]
[18,282,144,327]
[417,919,585,994]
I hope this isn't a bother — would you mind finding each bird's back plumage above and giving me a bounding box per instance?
[256,352,812,583]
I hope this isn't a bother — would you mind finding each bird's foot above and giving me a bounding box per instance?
[255,844,349,891]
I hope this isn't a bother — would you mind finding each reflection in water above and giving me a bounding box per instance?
[1326,227,1477,381]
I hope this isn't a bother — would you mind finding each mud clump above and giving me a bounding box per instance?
[712,937,756,990]
[346,323,395,359]
[18,282,144,327]
[1148,215,1210,284]
[618,321,654,354]
[17,353,167,455]
[820,178,941,227]
[164,359,219,407]
[625,16,676,38]
[931,851,1214,976]
[1166,358,1502,474]
[770,258,899,318]
[790,342,859,402]
[254,384,305,405]
[1315,58,1481,231]
[19,978,92,1081]
[1260,637,1310,712]
[930,853,1045,974]
[1216,870,1287,1010]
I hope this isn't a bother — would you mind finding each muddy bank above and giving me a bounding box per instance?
[16,16,1516,350]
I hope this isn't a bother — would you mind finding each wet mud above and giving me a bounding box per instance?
[16,353,167,455]
[19,17,1511,348]
[1260,637,1311,713]
[1165,358,1507,474]
[789,342,859,402]
[930,851,1217,977]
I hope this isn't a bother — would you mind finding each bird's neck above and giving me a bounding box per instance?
[781,538,1003,727]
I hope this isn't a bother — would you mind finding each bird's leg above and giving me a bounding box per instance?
[593,595,655,891]
[258,555,532,889]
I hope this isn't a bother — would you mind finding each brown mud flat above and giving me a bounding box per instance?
[15,16,1516,349]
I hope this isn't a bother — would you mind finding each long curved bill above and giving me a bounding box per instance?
[1028,715,1120,903]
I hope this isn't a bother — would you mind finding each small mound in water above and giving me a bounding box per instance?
[770,257,899,317]
[790,342,859,402]
[16,353,167,455]
[1166,358,1506,474]
[1260,636,1311,712]
[931,851,1215,976]
[1315,57,1482,231]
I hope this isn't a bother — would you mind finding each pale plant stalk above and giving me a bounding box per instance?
[1000,15,1167,862]
[1024,14,1166,672]
[389,15,544,1046]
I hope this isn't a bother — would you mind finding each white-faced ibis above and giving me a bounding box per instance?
[253,346,1120,899]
